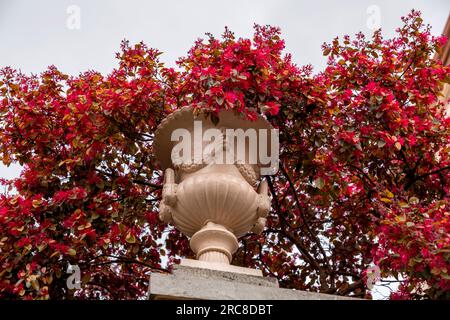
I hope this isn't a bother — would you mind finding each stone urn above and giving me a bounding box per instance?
[153,106,276,265]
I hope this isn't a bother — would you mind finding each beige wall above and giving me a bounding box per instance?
[437,14,450,114]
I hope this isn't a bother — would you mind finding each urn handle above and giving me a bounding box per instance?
[162,168,177,205]
[256,180,271,218]
[159,168,178,223]
[251,180,271,234]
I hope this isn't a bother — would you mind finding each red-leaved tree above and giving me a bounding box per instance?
[0,10,449,299]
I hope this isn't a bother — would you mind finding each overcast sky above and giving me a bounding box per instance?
[0,0,448,75]
[0,0,448,202]
[0,0,448,201]
[0,0,448,299]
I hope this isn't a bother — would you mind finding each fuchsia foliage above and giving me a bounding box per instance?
[0,10,449,299]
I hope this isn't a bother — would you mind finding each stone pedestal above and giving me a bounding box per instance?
[148,260,356,300]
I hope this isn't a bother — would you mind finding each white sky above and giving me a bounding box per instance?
[0,0,449,299]
[0,0,447,180]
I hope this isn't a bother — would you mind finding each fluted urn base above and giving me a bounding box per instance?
[190,222,239,264]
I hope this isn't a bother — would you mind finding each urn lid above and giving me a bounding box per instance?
[153,106,276,173]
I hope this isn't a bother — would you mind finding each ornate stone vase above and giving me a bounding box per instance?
[153,107,274,265]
